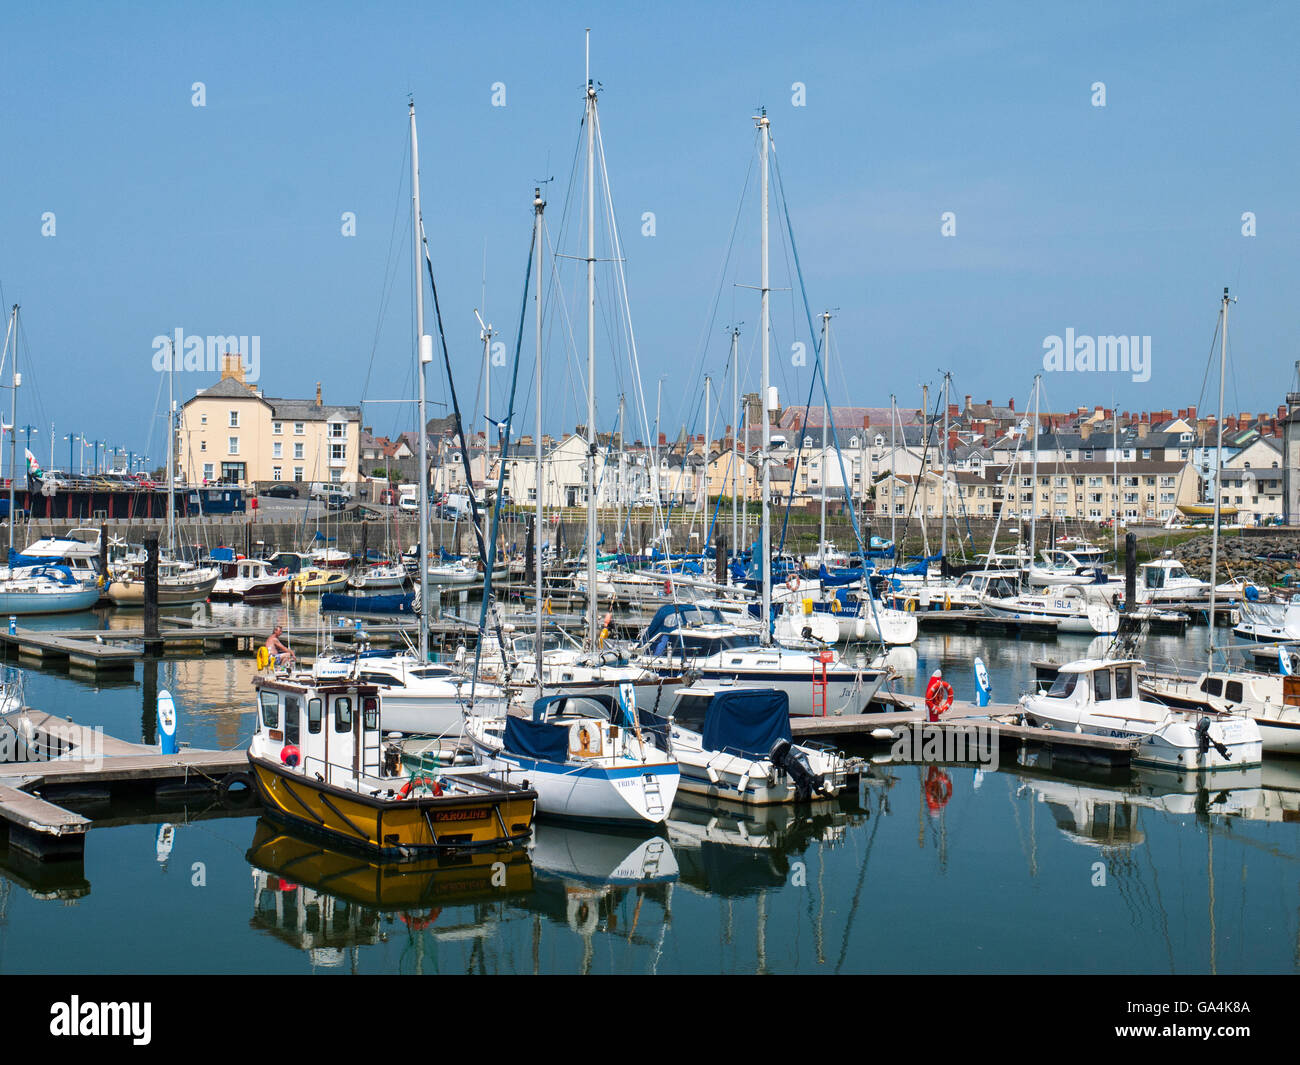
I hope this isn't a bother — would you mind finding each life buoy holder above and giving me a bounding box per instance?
[829,597,842,613]
[925,679,954,720]
[787,575,801,592]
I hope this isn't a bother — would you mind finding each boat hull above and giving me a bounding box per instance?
[107,574,218,606]
[0,586,102,615]
[248,754,536,859]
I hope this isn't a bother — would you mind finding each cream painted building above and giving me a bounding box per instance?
[178,357,361,487]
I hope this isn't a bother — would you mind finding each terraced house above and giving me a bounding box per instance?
[178,355,361,488]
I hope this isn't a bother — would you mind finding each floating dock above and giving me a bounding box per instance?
[0,707,249,860]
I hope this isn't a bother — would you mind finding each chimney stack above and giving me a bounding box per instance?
[315,382,322,406]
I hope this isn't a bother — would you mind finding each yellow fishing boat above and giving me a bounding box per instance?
[247,672,536,860]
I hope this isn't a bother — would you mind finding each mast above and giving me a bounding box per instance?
[757,107,772,644]
[1029,374,1041,569]
[703,375,711,527]
[941,371,950,561]
[167,334,176,555]
[819,312,830,564]
[889,394,897,548]
[533,186,545,690]
[584,34,599,653]
[410,99,431,663]
[1112,399,1119,559]
[5,305,17,559]
[1207,286,1232,672]
[731,327,739,575]
[475,310,493,491]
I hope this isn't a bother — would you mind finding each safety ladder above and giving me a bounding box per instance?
[812,649,834,717]
[641,774,666,819]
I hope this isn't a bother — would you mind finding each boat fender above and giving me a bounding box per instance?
[218,771,254,805]
[280,744,301,768]
[543,597,553,616]
[664,579,673,595]
[904,599,916,612]
[829,598,841,613]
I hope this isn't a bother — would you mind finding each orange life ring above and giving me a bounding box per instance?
[276,568,288,576]
[924,679,954,721]
[787,575,801,592]
[398,776,438,799]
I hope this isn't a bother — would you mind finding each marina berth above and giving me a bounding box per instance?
[247,671,536,858]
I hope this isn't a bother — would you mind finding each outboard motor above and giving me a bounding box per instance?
[769,738,827,801]
[1195,716,1230,760]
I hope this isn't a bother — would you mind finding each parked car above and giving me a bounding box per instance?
[323,493,348,511]
[264,483,300,499]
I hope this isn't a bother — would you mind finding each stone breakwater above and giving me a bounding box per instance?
[1168,534,1300,586]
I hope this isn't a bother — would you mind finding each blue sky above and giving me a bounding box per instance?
[1,1,1297,468]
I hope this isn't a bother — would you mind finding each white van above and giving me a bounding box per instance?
[310,481,355,501]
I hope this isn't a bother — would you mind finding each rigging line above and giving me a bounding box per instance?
[359,127,412,410]
[471,220,536,708]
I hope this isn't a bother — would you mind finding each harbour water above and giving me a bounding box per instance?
[1,603,1296,975]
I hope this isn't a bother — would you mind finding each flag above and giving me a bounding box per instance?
[24,449,42,478]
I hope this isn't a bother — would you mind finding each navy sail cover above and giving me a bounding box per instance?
[503,716,570,763]
[701,689,792,759]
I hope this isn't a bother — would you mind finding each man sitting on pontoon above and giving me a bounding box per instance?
[266,626,295,668]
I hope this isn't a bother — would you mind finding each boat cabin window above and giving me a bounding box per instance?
[1169,567,1187,580]
[1114,667,1133,700]
[1225,680,1243,703]
[1046,672,1078,698]
[259,690,279,730]
[1144,568,1164,589]
[1201,677,1223,697]
[409,667,454,680]
[551,697,614,722]
[307,697,322,735]
[284,696,301,745]
[363,697,378,730]
[334,696,353,733]
[1093,669,1112,701]
[360,671,401,688]
[669,694,710,733]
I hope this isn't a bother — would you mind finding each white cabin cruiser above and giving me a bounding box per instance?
[983,584,1119,634]
[1234,598,1300,643]
[211,557,292,601]
[1028,542,1117,588]
[1020,658,1262,771]
[1135,557,1209,604]
[644,684,846,804]
[311,646,506,735]
[1138,667,1300,756]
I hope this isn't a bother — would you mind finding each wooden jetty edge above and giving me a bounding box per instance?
[792,690,1139,765]
[0,708,248,861]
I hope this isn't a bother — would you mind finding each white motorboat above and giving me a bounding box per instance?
[211,557,293,601]
[311,646,507,735]
[1233,598,1300,642]
[646,684,846,804]
[347,562,409,590]
[465,689,680,824]
[1027,542,1118,588]
[1135,556,1209,604]
[1139,666,1300,755]
[983,585,1119,634]
[690,644,891,717]
[1020,658,1263,771]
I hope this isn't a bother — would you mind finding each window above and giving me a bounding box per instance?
[200,441,207,452]
[1201,677,1223,697]
[228,436,239,455]
[259,691,279,729]
[329,422,346,439]
[272,442,282,458]
[1115,668,1133,699]
[272,466,282,481]
[293,467,304,482]
[307,698,322,735]
[202,463,214,481]
[334,696,353,733]
[1046,672,1078,699]
[294,422,304,435]
[363,697,378,730]
[1093,670,1111,701]
[294,443,304,460]
[229,410,239,428]
[283,696,301,745]
[273,421,282,435]
[331,443,346,462]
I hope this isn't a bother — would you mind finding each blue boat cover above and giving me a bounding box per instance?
[8,549,58,568]
[503,716,569,763]
[321,592,415,614]
[700,688,791,760]
[209,546,235,562]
